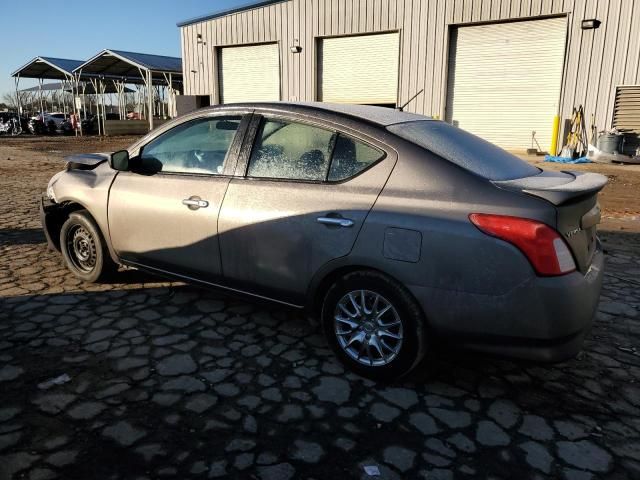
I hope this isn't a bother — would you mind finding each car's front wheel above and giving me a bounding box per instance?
[321,270,427,381]
[60,210,116,283]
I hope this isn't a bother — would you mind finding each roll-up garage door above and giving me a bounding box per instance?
[446,17,567,152]
[612,85,640,156]
[219,43,280,104]
[318,32,399,105]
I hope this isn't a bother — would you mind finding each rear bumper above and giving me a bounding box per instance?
[410,244,605,362]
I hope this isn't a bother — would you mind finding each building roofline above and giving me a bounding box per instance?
[177,0,286,27]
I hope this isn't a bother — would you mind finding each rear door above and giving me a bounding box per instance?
[108,114,249,281]
[218,114,396,304]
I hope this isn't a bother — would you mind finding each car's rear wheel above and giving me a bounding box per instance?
[321,270,427,381]
[60,210,116,283]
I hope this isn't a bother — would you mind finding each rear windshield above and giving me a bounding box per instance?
[387,120,540,181]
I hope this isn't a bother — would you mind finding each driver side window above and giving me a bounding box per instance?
[140,116,241,174]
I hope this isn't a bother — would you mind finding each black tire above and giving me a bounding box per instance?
[59,210,116,283]
[321,270,427,382]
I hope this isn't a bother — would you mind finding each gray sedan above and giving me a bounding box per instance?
[41,102,606,380]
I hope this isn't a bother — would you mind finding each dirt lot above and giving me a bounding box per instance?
[1,135,640,479]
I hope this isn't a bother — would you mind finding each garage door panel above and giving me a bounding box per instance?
[219,43,280,104]
[446,18,567,152]
[319,33,399,105]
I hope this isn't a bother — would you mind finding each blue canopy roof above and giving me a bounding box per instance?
[107,50,182,72]
[74,49,182,76]
[12,57,84,79]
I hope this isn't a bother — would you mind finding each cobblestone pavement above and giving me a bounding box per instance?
[1,139,640,479]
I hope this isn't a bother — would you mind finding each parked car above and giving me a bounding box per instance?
[28,117,48,134]
[44,112,68,128]
[80,113,122,134]
[30,112,68,134]
[40,103,606,380]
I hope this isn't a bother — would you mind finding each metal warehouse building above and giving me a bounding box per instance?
[178,0,640,154]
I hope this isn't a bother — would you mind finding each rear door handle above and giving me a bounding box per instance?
[317,217,354,228]
[182,197,209,210]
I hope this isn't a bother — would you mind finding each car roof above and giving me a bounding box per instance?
[205,102,432,127]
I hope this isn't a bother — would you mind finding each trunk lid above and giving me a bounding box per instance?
[493,170,607,272]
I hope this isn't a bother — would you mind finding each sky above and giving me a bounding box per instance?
[0,0,245,100]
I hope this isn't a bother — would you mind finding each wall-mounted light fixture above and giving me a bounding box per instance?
[581,19,601,30]
[290,39,302,54]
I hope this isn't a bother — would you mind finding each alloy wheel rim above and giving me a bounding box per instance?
[333,289,403,367]
[66,225,97,273]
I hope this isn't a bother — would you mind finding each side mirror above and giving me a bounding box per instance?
[110,150,129,171]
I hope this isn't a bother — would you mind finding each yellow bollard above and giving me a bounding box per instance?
[550,115,560,155]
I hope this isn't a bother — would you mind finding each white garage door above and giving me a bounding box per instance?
[219,43,280,104]
[446,18,567,152]
[318,32,399,105]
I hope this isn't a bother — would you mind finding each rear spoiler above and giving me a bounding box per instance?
[493,171,608,206]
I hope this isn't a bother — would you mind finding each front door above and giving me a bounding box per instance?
[108,114,247,280]
[218,115,396,304]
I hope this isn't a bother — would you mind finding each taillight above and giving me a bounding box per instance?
[469,213,576,276]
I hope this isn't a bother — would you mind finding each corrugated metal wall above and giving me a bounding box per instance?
[181,0,640,136]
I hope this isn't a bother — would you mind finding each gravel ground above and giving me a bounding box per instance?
[1,136,640,479]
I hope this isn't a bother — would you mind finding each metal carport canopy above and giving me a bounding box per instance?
[10,57,87,119]
[73,49,183,130]
[73,49,182,85]
[11,57,83,80]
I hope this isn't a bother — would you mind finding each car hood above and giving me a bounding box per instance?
[64,152,111,169]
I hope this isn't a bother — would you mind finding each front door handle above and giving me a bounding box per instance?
[182,196,209,210]
[317,216,354,228]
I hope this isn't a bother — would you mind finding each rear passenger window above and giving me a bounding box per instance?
[328,134,384,181]
[247,119,335,181]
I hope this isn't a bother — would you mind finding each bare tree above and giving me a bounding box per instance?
[1,91,32,112]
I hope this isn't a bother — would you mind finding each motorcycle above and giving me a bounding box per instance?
[0,116,22,136]
[28,118,46,134]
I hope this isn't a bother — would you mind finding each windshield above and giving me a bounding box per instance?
[388,120,540,181]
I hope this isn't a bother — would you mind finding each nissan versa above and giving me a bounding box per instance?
[40,103,606,380]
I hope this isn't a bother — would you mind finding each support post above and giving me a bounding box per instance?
[146,69,154,131]
[38,78,44,121]
[14,75,21,115]
[90,78,101,136]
